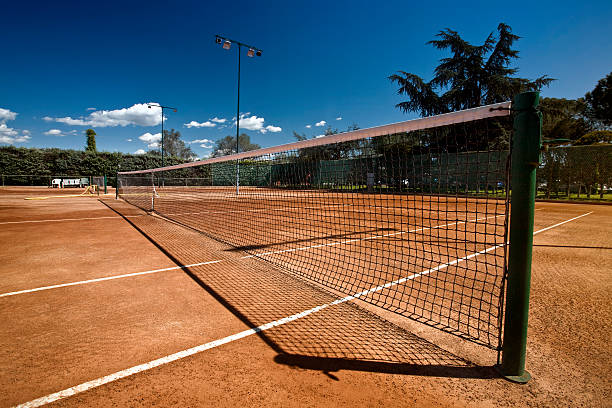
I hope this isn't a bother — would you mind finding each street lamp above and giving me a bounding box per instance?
[215,34,262,194]
[147,103,177,168]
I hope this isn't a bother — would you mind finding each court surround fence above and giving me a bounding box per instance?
[537,144,612,201]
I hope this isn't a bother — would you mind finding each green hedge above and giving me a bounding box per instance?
[0,146,188,187]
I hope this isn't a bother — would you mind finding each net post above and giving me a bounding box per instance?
[103,174,107,194]
[499,91,542,383]
[115,172,119,200]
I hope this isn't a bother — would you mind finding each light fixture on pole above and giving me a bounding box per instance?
[214,34,263,195]
[146,103,177,169]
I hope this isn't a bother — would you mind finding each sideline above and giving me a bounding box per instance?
[13,212,592,407]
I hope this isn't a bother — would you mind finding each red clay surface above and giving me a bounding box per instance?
[0,186,610,407]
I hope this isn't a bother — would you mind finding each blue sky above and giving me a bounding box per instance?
[2,0,611,158]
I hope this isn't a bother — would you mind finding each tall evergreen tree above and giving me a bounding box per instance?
[389,23,554,116]
[584,72,612,128]
[85,129,97,152]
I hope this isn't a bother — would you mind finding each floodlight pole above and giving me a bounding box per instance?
[236,42,241,195]
[215,34,262,195]
[147,103,177,168]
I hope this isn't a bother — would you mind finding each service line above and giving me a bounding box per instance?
[0,214,144,225]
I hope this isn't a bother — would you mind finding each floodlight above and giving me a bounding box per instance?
[215,37,222,45]
[256,50,262,57]
[247,48,255,57]
[223,40,231,50]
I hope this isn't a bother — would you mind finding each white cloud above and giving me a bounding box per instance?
[134,149,146,155]
[265,125,282,133]
[126,138,133,142]
[184,120,216,128]
[315,134,325,138]
[234,114,282,134]
[0,134,31,144]
[44,103,163,127]
[315,120,326,127]
[86,107,96,111]
[55,117,88,126]
[44,129,64,136]
[186,138,215,149]
[0,123,18,138]
[0,108,17,123]
[0,108,30,144]
[211,117,226,123]
[0,126,31,144]
[238,115,265,131]
[138,132,161,148]
[336,117,342,121]
[305,125,312,129]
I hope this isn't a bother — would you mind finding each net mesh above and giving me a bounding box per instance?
[118,102,512,349]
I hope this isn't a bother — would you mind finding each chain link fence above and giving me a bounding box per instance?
[537,144,612,201]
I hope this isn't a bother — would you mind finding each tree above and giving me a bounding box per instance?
[211,134,261,157]
[85,129,97,152]
[584,72,612,128]
[539,98,592,143]
[293,124,361,160]
[389,23,554,116]
[574,130,612,145]
[162,128,195,160]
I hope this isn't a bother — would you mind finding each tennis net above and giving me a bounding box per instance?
[118,102,512,349]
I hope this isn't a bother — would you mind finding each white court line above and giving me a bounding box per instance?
[0,261,223,298]
[0,214,144,225]
[244,213,505,258]
[0,213,502,298]
[532,212,592,235]
[162,203,351,218]
[13,211,591,408]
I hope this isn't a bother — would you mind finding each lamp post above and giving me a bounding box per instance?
[147,103,177,168]
[215,34,262,194]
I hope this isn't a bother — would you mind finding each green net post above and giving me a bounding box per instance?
[115,172,119,200]
[104,174,107,194]
[499,91,542,383]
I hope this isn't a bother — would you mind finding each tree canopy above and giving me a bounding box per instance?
[85,129,97,152]
[574,130,612,145]
[211,134,261,157]
[584,71,612,128]
[293,124,361,161]
[162,128,195,160]
[389,23,554,116]
[539,97,592,143]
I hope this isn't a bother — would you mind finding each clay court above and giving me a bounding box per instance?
[0,186,610,407]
